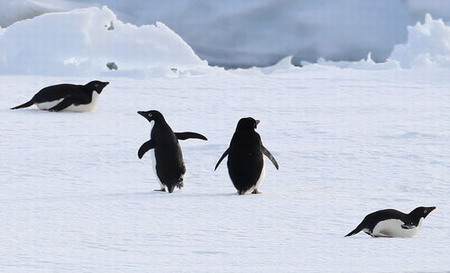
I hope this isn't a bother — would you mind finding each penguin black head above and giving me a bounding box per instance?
[236,117,260,131]
[137,110,165,123]
[410,206,436,219]
[85,80,109,94]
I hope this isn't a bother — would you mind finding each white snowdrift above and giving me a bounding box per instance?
[2,0,450,68]
[389,14,450,68]
[301,14,450,70]
[0,6,210,77]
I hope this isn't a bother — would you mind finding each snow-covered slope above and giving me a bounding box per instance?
[1,67,450,272]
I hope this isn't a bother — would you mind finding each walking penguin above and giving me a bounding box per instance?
[137,110,207,193]
[215,117,279,194]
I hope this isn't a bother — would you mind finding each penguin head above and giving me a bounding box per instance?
[86,80,109,94]
[410,206,436,219]
[236,117,260,131]
[137,110,164,123]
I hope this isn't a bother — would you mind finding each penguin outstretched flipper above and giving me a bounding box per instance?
[11,99,35,110]
[175,132,208,141]
[401,224,416,229]
[48,97,76,112]
[214,148,229,170]
[138,139,155,159]
[261,145,279,169]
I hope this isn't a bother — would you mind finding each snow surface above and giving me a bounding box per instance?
[2,67,450,273]
[2,0,450,67]
[1,5,450,273]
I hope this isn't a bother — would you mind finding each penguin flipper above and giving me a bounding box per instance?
[175,132,208,141]
[48,97,75,112]
[261,145,279,170]
[214,148,229,171]
[11,99,35,110]
[401,224,416,229]
[138,139,155,159]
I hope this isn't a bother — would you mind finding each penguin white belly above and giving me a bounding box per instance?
[149,149,165,190]
[147,121,165,191]
[247,160,265,194]
[372,218,423,238]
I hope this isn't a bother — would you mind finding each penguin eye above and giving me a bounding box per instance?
[424,209,428,214]
[95,84,99,87]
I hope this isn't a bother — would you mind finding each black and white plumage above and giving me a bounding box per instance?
[137,110,207,193]
[215,117,279,195]
[345,206,436,238]
[11,80,109,112]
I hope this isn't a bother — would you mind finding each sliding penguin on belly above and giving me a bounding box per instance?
[215,117,279,195]
[345,206,436,238]
[11,80,109,112]
[137,110,207,193]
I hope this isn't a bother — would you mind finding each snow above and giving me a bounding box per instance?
[1,4,450,273]
[0,6,210,77]
[2,68,450,272]
[390,14,450,68]
[2,0,450,68]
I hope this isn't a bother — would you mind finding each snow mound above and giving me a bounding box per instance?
[0,6,210,77]
[389,14,450,68]
[300,15,450,71]
[3,1,450,68]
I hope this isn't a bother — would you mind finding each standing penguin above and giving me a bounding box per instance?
[137,110,207,193]
[11,80,109,112]
[345,206,436,238]
[215,117,279,195]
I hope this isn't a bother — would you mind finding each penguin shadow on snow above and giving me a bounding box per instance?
[10,80,109,112]
[215,117,279,195]
[137,110,208,194]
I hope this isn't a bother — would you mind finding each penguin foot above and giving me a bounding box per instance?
[251,189,262,194]
[154,188,166,192]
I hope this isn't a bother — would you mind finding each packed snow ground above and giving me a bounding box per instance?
[1,67,450,272]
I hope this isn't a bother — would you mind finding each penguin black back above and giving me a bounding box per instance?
[215,117,279,195]
[138,110,207,193]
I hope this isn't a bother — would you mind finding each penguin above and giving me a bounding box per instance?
[11,80,109,112]
[345,206,436,238]
[137,110,207,193]
[214,117,279,195]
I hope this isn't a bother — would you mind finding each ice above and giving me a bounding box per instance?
[390,14,450,68]
[0,6,210,77]
[2,0,450,68]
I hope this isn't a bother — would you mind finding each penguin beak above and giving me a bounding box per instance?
[425,206,436,217]
[256,120,260,125]
[137,111,152,121]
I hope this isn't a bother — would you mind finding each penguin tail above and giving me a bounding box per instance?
[345,224,364,237]
[167,185,176,194]
[11,99,35,110]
